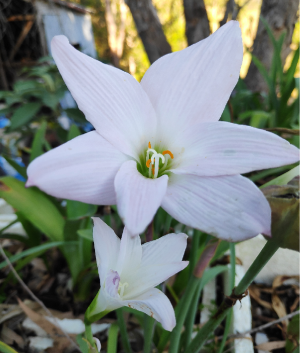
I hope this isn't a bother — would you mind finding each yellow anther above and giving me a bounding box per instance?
[146,159,151,168]
[162,150,174,159]
[148,141,152,149]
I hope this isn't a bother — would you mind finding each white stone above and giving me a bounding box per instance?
[255,332,270,353]
[29,336,53,350]
[45,316,110,334]
[223,264,254,353]
[23,317,47,337]
[236,235,300,285]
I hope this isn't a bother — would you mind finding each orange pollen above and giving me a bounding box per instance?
[148,141,152,149]
[162,150,174,159]
[152,165,155,175]
[146,159,151,168]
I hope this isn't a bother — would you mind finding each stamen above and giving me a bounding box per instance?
[118,282,129,297]
[145,143,174,179]
[162,150,174,159]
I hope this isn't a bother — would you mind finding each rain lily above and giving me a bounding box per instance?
[26,21,299,241]
[86,217,188,331]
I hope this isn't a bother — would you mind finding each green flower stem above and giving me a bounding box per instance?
[168,275,200,353]
[189,231,200,277]
[183,281,202,350]
[234,240,278,295]
[186,240,279,353]
[218,308,233,353]
[217,242,236,353]
[116,309,133,353]
[84,322,97,352]
[143,314,155,353]
[107,322,119,353]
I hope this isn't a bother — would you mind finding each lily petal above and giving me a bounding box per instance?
[26,131,128,204]
[51,36,157,159]
[140,21,243,146]
[124,288,176,331]
[116,227,142,282]
[141,232,188,266]
[92,217,120,285]
[126,261,188,299]
[170,122,300,176]
[114,160,169,234]
[161,174,271,241]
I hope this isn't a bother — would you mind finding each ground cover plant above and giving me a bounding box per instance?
[0,9,299,353]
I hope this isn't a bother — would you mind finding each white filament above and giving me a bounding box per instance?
[147,147,165,179]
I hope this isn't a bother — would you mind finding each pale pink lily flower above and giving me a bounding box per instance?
[26,21,299,241]
[88,217,188,331]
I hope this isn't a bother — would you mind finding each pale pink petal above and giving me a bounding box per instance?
[161,174,271,242]
[51,36,157,159]
[26,131,129,204]
[125,261,188,299]
[116,227,142,282]
[114,160,169,234]
[141,233,188,266]
[105,270,120,298]
[170,122,300,176]
[124,288,176,331]
[140,21,243,147]
[92,217,120,285]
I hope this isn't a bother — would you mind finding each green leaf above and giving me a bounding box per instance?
[68,124,81,140]
[77,229,93,241]
[0,241,71,270]
[2,156,27,179]
[67,201,97,220]
[0,341,19,353]
[0,177,65,241]
[63,220,83,282]
[13,80,40,92]
[76,334,89,353]
[64,108,86,123]
[286,314,299,353]
[260,165,299,188]
[30,121,48,162]
[8,102,42,131]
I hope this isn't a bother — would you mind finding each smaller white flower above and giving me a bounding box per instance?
[87,217,188,331]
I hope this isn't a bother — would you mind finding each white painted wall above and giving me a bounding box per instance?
[35,1,96,58]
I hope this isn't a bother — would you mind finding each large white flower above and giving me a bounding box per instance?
[26,21,299,241]
[87,217,188,331]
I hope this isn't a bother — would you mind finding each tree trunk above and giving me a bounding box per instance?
[220,0,239,26]
[125,0,171,64]
[245,0,298,93]
[105,0,127,67]
[183,0,210,46]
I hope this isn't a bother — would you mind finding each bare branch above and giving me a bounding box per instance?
[183,0,210,46]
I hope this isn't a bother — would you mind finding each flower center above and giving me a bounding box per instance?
[145,142,174,179]
[118,281,129,297]
[105,270,129,299]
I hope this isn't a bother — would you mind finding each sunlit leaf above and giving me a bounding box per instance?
[0,177,65,241]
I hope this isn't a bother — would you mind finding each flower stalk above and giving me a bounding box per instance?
[185,240,279,353]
